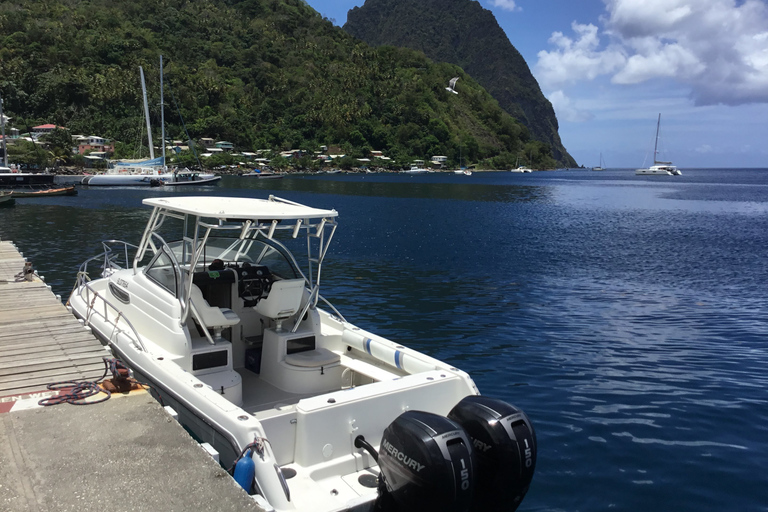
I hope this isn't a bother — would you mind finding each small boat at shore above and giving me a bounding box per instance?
[10,185,77,198]
[0,190,15,207]
[68,194,536,512]
[163,170,221,186]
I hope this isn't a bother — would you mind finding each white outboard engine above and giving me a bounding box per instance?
[372,410,475,512]
[448,396,537,512]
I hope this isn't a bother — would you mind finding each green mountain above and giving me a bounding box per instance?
[344,0,577,167]
[0,0,561,169]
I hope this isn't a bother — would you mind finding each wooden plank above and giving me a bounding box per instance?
[0,241,112,397]
[0,336,99,353]
[0,362,106,385]
[0,328,86,343]
[0,365,107,394]
[0,343,108,362]
[0,350,108,372]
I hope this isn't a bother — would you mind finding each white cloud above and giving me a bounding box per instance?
[488,0,520,12]
[695,144,713,153]
[547,90,594,122]
[536,23,626,86]
[535,0,768,106]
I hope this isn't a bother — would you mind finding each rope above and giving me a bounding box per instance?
[38,357,131,407]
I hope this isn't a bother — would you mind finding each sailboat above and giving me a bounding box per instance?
[83,57,217,186]
[635,114,681,176]
[592,153,606,171]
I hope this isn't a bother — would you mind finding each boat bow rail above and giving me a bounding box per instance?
[71,285,147,355]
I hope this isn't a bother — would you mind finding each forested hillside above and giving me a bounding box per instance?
[0,0,560,168]
[344,0,576,167]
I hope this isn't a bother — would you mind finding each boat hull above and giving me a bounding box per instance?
[68,275,477,512]
[163,175,221,186]
[82,174,167,186]
[0,173,56,187]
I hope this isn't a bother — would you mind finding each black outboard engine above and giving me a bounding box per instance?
[375,410,475,512]
[448,396,536,512]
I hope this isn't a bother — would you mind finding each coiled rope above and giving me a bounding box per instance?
[38,357,130,406]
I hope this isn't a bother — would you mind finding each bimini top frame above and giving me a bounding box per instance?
[133,195,339,329]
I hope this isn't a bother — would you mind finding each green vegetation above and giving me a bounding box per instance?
[345,0,577,167]
[0,0,564,169]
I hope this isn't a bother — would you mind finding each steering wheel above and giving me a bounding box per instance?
[238,264,273,301]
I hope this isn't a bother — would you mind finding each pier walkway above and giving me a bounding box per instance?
[0,240,262,512]
[0,240,107,400]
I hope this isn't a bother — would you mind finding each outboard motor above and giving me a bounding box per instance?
[448,396,536,512]
[374,410,475,512]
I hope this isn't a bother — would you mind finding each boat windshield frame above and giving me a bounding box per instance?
[133,195,338,325]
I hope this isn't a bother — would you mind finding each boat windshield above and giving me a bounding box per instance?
[167,236,300,281]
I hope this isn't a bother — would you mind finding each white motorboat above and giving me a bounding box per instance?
[68,194,536,512]
[163,169,221,186]
[402,165,428,174]
[636,114,682,176]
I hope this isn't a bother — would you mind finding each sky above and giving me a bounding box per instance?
[305,0,768,168]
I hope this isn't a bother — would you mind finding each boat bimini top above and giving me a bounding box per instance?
[135,195,339,336]
[142,195,337,221]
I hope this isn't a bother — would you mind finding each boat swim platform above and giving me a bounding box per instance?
[0,240,263,512]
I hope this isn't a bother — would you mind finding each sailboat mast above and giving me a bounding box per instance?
[160,55,166,170]
[653,113,661,164]
[140,66,155,160]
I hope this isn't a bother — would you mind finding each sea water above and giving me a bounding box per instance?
[2,168,767,511]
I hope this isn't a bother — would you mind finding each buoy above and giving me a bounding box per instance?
[233,449,256,493]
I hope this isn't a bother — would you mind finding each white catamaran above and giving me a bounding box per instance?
[67,194,536,512]
[636,114,681,176]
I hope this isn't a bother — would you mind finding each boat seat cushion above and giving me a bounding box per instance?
[285,348,340,368]
[190,284,240,328]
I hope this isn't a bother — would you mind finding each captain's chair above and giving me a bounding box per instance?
[189,284,240,341]
[253,278,305,332]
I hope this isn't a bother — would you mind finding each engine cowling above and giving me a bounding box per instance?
[376,410,475,512]
[448,396,536,512]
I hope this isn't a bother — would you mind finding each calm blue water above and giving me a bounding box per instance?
[2,168,767,511]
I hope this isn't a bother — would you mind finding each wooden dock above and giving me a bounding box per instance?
[0,240,107,399]
[0,239,263,511]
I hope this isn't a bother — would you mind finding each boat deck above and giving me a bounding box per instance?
[237,367,313,414]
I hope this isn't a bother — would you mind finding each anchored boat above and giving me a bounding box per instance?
[68,195,535,512]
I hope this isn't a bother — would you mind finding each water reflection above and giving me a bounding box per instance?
[229,174,553,203]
